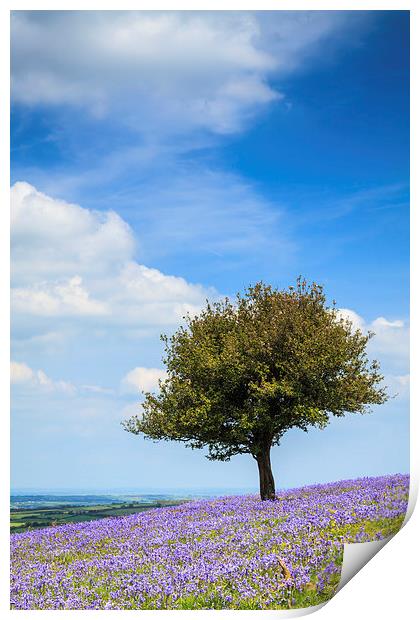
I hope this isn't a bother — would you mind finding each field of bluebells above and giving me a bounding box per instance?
[10,473,409,610]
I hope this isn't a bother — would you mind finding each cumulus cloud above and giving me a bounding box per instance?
[11,182,215,325]
[12,276,108,317]
[369,317,408,359]
[337,308,409,370]
[336,308,365,332]
[11,361,76,394]
[11,11,351,135]
[11,181,135,285]
[121,367,167,394]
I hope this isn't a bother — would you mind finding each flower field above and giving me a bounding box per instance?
[10,473,409,610]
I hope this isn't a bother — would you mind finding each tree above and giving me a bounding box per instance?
[123,278,387,500]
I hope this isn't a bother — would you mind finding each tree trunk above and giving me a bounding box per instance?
[256,446,276,500]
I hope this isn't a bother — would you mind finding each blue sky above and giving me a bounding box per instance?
[10,10,409,491]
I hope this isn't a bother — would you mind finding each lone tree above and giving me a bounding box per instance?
[123,278,387,500]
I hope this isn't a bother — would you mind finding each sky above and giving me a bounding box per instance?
[10,10,409,492]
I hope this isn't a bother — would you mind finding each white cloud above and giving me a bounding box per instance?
[337,308,409,369]
[11,361,115,398]
[10,361,34,384]
[11,182,215,325]
[12,276,109,317]
[11,11,351,135]
[369,316,409,361]
[335,307,365,332]
[11,361,76,394]
[121,367,167,394]
[11,181,135,285]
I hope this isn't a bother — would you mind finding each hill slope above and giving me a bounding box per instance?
[10,473,409,610]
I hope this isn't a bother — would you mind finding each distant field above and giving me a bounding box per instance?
[10,500,187,533]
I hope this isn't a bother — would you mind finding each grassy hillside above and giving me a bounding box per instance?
[10,473,409,610]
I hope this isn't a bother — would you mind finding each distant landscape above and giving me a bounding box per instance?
[10,489,253,533]
[10,497,185,533]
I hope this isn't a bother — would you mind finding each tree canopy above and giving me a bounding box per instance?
[123,278,387,499]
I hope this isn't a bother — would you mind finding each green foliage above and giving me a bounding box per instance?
[123,278,387,462]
